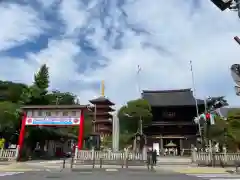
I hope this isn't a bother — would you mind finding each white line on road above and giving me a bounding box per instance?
[209,179,240,180]
[0,172,23,177]
[79,172,92,174]
[105,169,118,172]
[187,174,240,178]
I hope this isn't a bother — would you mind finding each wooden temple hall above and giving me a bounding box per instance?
[142,89,205,155]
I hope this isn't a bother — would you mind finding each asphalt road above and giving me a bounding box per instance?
[0,169,195,180]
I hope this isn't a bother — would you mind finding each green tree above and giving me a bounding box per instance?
[207,110,240,151]
[118,99,152,133]
[46,91,77,105]
[0,101,20,143]
[19,64,50,105]
[119,133,134,149]
[0,81,27,103]
[34,64,49,93]
[227,109,240,150]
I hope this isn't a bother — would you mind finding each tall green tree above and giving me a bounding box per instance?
[34,64,49,93]
[20,64,50,105]
[118,99,152,133]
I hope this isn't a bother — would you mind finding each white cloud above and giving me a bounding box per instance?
[82,0,240,106]
[37,0,58,9]
[1,0,240,108]
[59,0,89,36]
[0,3,45,51]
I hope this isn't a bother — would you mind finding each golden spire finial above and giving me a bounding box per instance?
[101,80,105,96]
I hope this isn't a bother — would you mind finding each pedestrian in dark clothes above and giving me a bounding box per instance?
[152,149,157,165]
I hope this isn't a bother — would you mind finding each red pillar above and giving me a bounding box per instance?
[77,109,84,150]
[17,112,27,160]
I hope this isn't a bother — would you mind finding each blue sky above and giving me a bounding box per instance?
[0,0,240,108]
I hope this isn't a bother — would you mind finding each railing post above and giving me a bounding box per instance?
[15,146,19,161]
[91,148,94,160]
[74,146,78,161]
[62,157,66,169]
[191,147,197,163]
[223,147,227,164]
[100,158,102,168]
[124,148,128,168]
[92,149,95,169]
[0,148,4,159]
[70,153,74,170]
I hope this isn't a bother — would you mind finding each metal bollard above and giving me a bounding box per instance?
[62,157,66,169]
[100,158,103,168]
[125,158,128,168]
[70,154,74,169]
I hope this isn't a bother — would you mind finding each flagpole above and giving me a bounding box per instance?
[137,65,141,96]
[190,61,199,117]
[190,61,202,139]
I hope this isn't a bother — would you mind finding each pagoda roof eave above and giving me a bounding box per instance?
[89,96,115,105]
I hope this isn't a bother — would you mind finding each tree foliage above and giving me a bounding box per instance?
[118,98,152,145]
[206,96,228,111]
[0,101,20,142]
[227,110,240,147]
[207,109,240,151]
[34,64,49,93]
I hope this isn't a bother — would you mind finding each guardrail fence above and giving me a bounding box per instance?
[0,148,18,161]
[71,149,147,169]
[192,150,240,167]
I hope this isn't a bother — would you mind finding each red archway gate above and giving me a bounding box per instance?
[17,105,87,159]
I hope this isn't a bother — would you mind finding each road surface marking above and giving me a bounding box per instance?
[0,172,23,177]
[209,179,240,180]
[186,173,240,180]
[105,169,118,172]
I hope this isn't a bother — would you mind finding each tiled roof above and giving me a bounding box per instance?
[89,96,115,105]
[142,89,205,106]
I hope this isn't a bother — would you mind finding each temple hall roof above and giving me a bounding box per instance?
[142,88,205,107]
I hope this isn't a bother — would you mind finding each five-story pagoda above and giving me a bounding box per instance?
[89,81,115,136]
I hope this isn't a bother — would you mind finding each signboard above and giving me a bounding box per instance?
[25,117,81,126]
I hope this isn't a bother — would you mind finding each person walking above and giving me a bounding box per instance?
[152,149,157,166]
[147,147,153,170]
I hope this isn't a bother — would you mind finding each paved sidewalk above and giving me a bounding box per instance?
[0,162,35,172]
[156,165,235,174]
